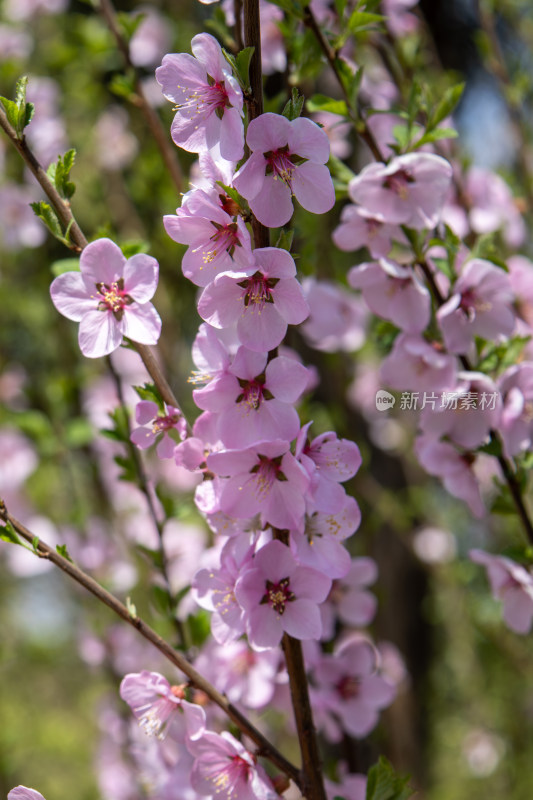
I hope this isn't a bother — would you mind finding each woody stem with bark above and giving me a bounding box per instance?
[241,3,326,794]
[302,3,385,163]
[98,0,184,194]
[0,503,301,787]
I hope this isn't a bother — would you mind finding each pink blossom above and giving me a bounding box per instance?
[333,204,404,258]
[193,536,256,644]
[130,400,186,458]
[382,0,419,37]
[415,435,485,517]
[8,789,46,800]
[0,183,47,250]
[498,363,533,457]
[348,259,431,332]
[188,730,278,800]
[120,670,206,741]
[235,539,332,648]
[325,773,367,800]
[348,153,452,229]
[291,495,362,579]
[470,549,533,634]
[419,372,501,449]
[296,426,362,514]
[50,238,161,358]
[164,189,253,287]
[437,259,515,354]
[193,639,281,709]
[380,333,457,391]
[197,246,309,351]
[312,110,352,159]
[194,346,309,448]
[156,33,244,161]
[233,112,335,227]
[208,440,310,531]
[310,635,396,740]
[95,107,138,171]
[301,278,367,353]
[129,8,172,68]
[458,166,526,247]
[320,556,378,640]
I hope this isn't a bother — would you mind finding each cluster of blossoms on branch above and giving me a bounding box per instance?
[6,0,533,798]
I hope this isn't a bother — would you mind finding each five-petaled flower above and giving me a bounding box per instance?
[50,238,161,358]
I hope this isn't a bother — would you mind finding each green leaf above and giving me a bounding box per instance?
[121,240,150,258]
[50,257,81,277]
[0,76,34,138]
[116,10,146,41]
[366,756,414,800]
[215,181,245,212]
[47,149,77,200]
[282,87,305,121]
[56,543,73,562]
[413,127,458,148]
[109,73,136,101]
[235,46,255,91]
[428,82,465,130]
[133,383,163,407]
[347,9,385,33]
[392,123,412,150]
[0,521,22,546]
[275,228,294,251]
[307,94,348,116]
[31,201,64,240]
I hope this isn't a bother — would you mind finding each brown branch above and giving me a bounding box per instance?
[282,635,327,800]
[0,108,191,433]
[0,503,301,787]
[302,4,385,163]
[98,0,184,194]
[243,0,270,249]
[0,106,88,252]
[106,357,190,648]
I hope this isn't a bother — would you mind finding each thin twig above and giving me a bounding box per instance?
[98,0,184,194]
[0,106,88,252]
[0,110,190,432]
[302,3,385,163]
[106,357,189,647]
[0,503,301,787]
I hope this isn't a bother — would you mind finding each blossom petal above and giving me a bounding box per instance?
[121,303,162,345]
[78,309,123,358]
[50,271,95,321]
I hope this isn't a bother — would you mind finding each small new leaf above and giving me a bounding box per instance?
[282,87,305,121]
[134,383,163,407]
[428,82,465,131]
[0,76,35,138]
[56,543,73,562]
[47,149,77,200]
[31,201,63,240]
[307,94,348,117]
[235,46,255,92]
[0,521,22,546]
[366,756,414,800]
